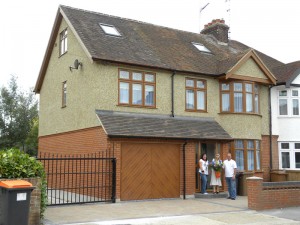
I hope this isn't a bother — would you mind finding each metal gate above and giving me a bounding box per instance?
[38,151,116,206]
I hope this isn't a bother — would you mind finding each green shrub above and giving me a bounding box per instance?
[0,148,47,218]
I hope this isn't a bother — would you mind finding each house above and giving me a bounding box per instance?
[271,61,300,178]
[34,5,284,201]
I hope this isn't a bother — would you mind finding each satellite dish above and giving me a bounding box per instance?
[69,59,82,71]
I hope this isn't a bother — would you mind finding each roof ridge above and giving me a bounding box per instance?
[59,5,208,38]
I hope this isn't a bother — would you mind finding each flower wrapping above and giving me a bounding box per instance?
[209,159,223,172]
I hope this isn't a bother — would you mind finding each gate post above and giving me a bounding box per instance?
[111,158,117,203]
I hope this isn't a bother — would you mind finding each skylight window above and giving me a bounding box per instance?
[99,23,121,36]
[192,42,211,53]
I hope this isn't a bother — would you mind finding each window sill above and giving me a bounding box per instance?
[59,51,68,58]
[218,112,262,117]
[61,105,67,109]
[117,104,157,109]
[185,109,207,113]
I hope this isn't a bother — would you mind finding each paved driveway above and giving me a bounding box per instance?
[43,197,300,225]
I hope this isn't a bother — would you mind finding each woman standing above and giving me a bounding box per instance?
[199,153,209,194]
[210,153,222,194]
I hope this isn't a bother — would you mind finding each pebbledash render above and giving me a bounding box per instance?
[35,5,287,201]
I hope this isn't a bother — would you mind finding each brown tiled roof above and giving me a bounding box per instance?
[60,5,283,75]
[272,61,300,84]
[96,110,232,140]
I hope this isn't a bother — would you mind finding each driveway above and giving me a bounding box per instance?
[43,197,300,225]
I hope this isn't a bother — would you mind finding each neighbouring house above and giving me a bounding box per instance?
[271,61,300,179]
[34,5,284,201]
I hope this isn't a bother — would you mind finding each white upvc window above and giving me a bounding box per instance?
[279,142,300,170]
[278,89,300,117]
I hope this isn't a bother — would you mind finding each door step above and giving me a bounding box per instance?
[194,192,228,199]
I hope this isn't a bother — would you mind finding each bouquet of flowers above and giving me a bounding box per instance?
[209,159,223,178]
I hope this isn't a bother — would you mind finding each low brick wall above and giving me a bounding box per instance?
[0,178,41,225]
[247,177,300,210]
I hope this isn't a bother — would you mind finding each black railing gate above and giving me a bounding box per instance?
[38,151,116,206]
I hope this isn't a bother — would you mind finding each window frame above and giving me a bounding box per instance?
[185,78,207,112]
[278,89,300,117]
[62,81,67,108]
[220,81,260,114]
[118,69,156,108]
[59,28,68,56]
[279,142,300,170]
[232,139,262,172]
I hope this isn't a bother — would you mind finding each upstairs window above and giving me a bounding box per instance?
[118,69,155,107]
[220,81,259,114]
[99,24,121,36]
[185,78,207,112]
[62,81,67,108]
[59,28,68,56]
[278,89,300,116]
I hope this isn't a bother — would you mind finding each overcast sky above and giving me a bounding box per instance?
[1,0,300,91]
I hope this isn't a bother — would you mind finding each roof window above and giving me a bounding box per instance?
[192,42,211,53]
[99,23,121,36]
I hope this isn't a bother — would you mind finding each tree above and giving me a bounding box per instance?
[0,75,38,151]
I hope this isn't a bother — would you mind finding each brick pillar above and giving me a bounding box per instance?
[247,176,263,210]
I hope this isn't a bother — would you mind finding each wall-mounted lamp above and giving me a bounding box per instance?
[69,59,82,71]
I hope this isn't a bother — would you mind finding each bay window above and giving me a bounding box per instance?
[221,81,259,114]
[118,69,155,107]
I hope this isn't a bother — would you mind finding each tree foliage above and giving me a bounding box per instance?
[0,76,38,152]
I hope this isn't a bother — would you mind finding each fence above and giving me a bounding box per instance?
[38,150,116,206]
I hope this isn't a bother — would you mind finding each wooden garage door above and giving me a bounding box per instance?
[121,143,180,200]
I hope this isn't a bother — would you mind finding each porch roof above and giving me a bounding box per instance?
[95,110,232,141]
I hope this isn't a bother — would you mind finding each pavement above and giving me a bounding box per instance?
[43,196,300,225]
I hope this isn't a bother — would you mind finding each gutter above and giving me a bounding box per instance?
[171,71,176,117]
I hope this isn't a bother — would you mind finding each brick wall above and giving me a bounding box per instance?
[247,177,300,210]
[39,126,108,154]
[0,178,41,225]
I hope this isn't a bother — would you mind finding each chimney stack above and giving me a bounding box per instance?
[201,19,229,43]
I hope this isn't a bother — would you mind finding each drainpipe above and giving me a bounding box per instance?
[269,85,273,173]
[171,71,176,117]
[183,141,187,200]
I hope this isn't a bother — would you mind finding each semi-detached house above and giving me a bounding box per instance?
[34,5,284,201]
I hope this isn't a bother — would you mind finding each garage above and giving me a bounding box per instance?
[121,143,180,201]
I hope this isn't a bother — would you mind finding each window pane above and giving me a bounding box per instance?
[279,99,288,115]
[186,79,194,87]
[245,83,252,92]
[246,93,253,112]
[197,80,205,88]
[132,72,142,81]
[293,99,299,115]
[145,74,154,82]
[295,143,300,149]
[247,150,254,170]
[279,90,287,96]
[222,83,230,91]
[255,94,259,113]
[247,140,254,149]
[254,84,259,94]
[132,84,142,105]
[292,90,298,96]
[119,82,129,103]
[256,150,261,170]
[197,91,205,110]
[234,83,242,91]
[186,90,194,109]
[235,140,244,149]
[281,143,289,149]
[256,140,260,150]
[222,93,230,111]
[236,150,244,171]
[120,70,129,79]
[281,152,290,168]
[234,93,243,112]
[295,152,300,169]
[145,85,154,106]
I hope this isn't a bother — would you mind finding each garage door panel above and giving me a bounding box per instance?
[121,144,152,200]
[121,143,180,200]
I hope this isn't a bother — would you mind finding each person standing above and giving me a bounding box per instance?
[210,153,222,194]
[223,153,237,200]
[199,153,209,194]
